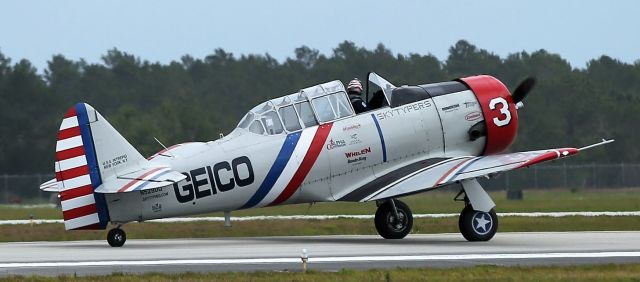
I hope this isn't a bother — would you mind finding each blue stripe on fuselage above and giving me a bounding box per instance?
[240,132,301,209]
[371,114,387,163]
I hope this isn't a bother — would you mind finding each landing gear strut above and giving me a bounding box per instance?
[375,199,413,239]
[107,227,126,247]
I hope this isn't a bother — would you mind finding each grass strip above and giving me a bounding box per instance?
[2,264,640,281]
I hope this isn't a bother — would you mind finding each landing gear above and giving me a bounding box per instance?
[107,228,126,247]
[375,199,413,239]
[458,205,498,241]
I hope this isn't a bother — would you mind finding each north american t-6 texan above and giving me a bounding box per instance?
[40,72,612,247]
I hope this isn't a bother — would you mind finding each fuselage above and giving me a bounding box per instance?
[105,76,514,223]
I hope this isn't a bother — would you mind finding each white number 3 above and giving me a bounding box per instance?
[489,97,511,127]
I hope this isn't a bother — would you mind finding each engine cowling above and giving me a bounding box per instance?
[459,75,518,155]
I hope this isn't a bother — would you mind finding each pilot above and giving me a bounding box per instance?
[347,78,368,114]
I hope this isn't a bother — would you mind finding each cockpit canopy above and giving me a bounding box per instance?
[237,80,355,135]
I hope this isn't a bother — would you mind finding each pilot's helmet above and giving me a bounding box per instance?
[347,78,363,94]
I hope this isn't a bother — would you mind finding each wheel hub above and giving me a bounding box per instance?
[388,211,406,231]
[472,211,493,235]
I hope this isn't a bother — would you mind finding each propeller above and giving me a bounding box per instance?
[511,76,536,104]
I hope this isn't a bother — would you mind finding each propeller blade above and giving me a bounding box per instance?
[512,76,536,103]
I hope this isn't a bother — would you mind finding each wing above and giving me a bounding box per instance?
[359,139,613,202]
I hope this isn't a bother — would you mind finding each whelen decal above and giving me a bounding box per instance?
[370,114,387,163]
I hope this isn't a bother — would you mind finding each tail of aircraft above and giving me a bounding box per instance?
[41,103,184,230]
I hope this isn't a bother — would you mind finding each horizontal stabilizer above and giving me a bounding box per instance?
[95,166,186,193]
[39,178,59,192]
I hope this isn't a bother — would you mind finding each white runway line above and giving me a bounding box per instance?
[0,252,639,268]
[1,211,639,225]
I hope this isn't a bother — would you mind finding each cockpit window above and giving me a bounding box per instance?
[279,105,302,132]
[248,120,265,135]
[311,96,337,123]
[311,92,354,123]
[328,92,352,118]
[295,101,318,127]
[261,111,284,135]
[238,112,253,129]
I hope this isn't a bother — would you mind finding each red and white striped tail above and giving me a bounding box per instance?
[55,103,109,230]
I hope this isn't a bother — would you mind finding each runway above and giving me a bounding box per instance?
[1,231,639,276]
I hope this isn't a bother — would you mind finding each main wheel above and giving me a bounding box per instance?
[458,205,498,241]
[375,200,413,239]
[107,228,126,247]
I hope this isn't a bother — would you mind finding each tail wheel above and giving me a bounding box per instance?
[458,205,498,241]
[107,228,126,247]
[375,200,413,239]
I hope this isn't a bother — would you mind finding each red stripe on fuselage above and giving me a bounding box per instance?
[62,204,97,221]
[269,123,333,206]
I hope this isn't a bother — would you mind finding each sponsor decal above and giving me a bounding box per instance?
[142,187,169,202]
[342,123,361,131]
[376,100,432,120]
[326,138,346,150]
[345,147,371,164]
[464,101,478,108]
[151,203,162,213]
[465,111,482,121]
[441,104,460,112]
[348,133,362,145]
[102,154,128,170]
[173,156,254,203]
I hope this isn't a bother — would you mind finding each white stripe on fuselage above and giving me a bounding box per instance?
[256,127,318,207]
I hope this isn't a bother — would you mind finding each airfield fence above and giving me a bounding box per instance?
[1,162,640,204]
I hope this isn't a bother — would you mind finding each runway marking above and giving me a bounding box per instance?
[0,252,639,268]
[1,211,639,225]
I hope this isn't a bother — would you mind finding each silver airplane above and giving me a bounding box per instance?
[40,72,612,247]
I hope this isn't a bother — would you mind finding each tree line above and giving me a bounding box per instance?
[1,40,638,174]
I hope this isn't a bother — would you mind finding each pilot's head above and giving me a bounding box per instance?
[347,78,363,95]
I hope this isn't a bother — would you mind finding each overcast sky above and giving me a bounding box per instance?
[1,0,638,71]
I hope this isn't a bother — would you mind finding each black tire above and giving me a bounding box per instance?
[375,200,413,239]
[107,228,126,247]
[458,205,498,241]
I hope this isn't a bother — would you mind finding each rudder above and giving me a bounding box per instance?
[55,103,111,230]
